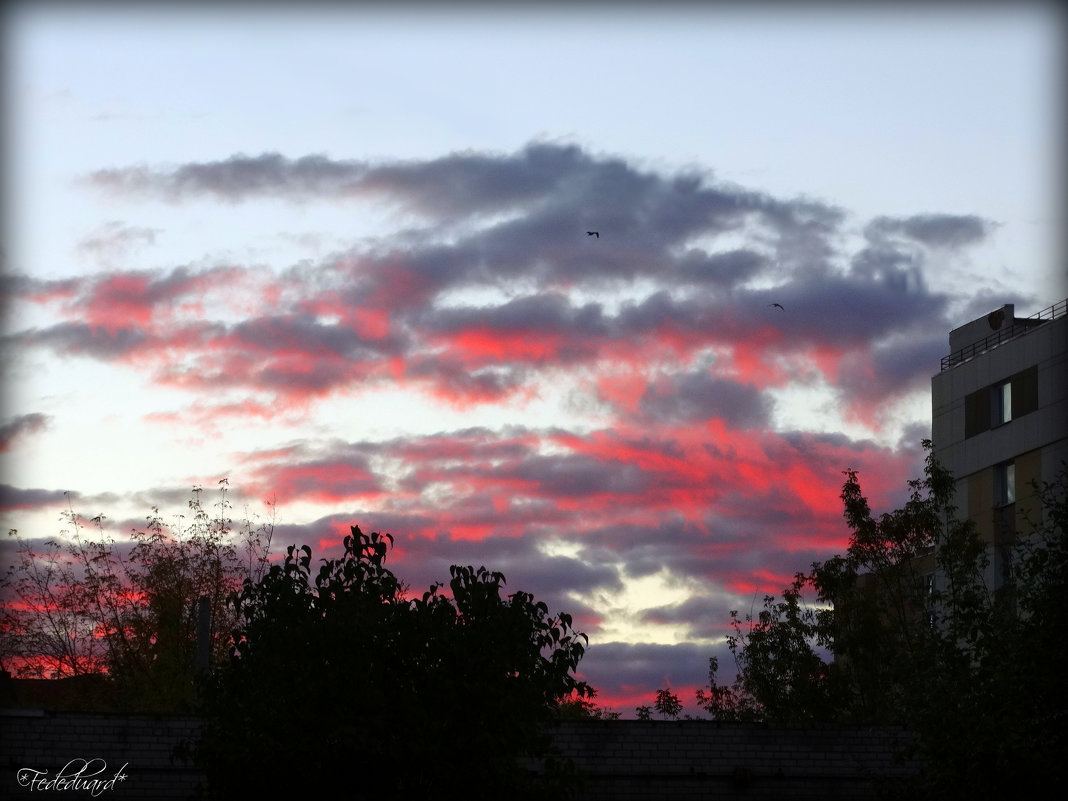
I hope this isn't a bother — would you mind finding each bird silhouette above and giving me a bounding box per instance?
[587,231,599,238]
[768,303,785,311]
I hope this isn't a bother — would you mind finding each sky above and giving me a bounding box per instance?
[2,1,1065,715]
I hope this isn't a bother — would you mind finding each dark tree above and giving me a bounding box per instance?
[556,687,621,720]
[654,687,682,720]
[699,442,1068,797]
[196,525,592,798]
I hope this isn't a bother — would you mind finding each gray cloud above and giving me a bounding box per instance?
[641,594,741,640]
[675,248,767,286]
[76,221,158,259]
[509,453,654,498]
[578,517,716,580]
[86,153,369,202]
[0,414,50,452]
[837,333,950,404]
[0,484,73,512]
[229,313,402,360]
[865,213,993,248]
[579,641,721,711]
[43,143,967,415]
[639,371,772,428]
[424,293,609,342]
[23,323,151,359]
[0,138,1012,715]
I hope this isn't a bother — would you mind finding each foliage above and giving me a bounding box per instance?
[698,441,1068,797]
[694,580,838,726]
[654,687,682,719]
[196,524,592,798]
[556,687,621,720]
[1,480,274,711]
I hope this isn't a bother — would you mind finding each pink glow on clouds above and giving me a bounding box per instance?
[724,328,790,389]
[3,140,990,713]
[806,343,847,385]
[353,307,391,340]
[83,274,157,331]
[251,462,383,505]
[441,327,565,365]
[595,370,648,416]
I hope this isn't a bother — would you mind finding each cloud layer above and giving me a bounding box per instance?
[5,142,1000,712]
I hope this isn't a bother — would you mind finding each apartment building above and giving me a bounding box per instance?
[930,298,1068,590]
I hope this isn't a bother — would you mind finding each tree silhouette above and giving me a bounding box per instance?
[654,687,682,719]
[196,525,592,798]
[1,481,274,711]
[698,442,1068,797]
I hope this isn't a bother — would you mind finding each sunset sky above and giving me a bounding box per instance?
[2,2,1064,714]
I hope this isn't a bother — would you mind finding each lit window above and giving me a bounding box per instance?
[991,380,1011,425]
[995,461,1015,506]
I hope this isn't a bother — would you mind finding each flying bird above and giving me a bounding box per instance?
[768,303,785,311]
[587,231,599,238]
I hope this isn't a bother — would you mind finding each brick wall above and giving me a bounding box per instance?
[544,719,918,800]
[1,710,204,799]
[2,711,917,800]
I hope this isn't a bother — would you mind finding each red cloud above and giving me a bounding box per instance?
[439,327,565,365]
[248,461,384,505]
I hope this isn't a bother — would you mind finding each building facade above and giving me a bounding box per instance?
[930,298,1068,590]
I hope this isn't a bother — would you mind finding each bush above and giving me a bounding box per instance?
[196,525,592,798]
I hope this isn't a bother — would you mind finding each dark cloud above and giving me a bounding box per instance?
[23,323,152,359]
[404,356,532,403]
[0,414,50,452]
[578,641,720,710]
[641,594,740,640]
[837,333,950,404]
[3,141,998,712]
[638,371,771,427]
[0,485,73,512]
[757,273,947,344]
[577,517,718,580]
[226,313,400,364]
[360,143,593,218]
[956,290,1038,325]
[394,532,622,600]
[425,293,608,343]
[86,153,370,202]
[674,248,767,286]
[4,143,955,426]
[81,144,839,281]
[865,213,993,249]
[507,453,654,498]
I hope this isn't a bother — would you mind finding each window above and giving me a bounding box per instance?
[964,387,989,438]
[995,461,1015,506]
[991,380,1011,426]
[964,366,1038,439]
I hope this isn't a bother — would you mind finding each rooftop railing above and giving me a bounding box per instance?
[940,297,1067,371]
